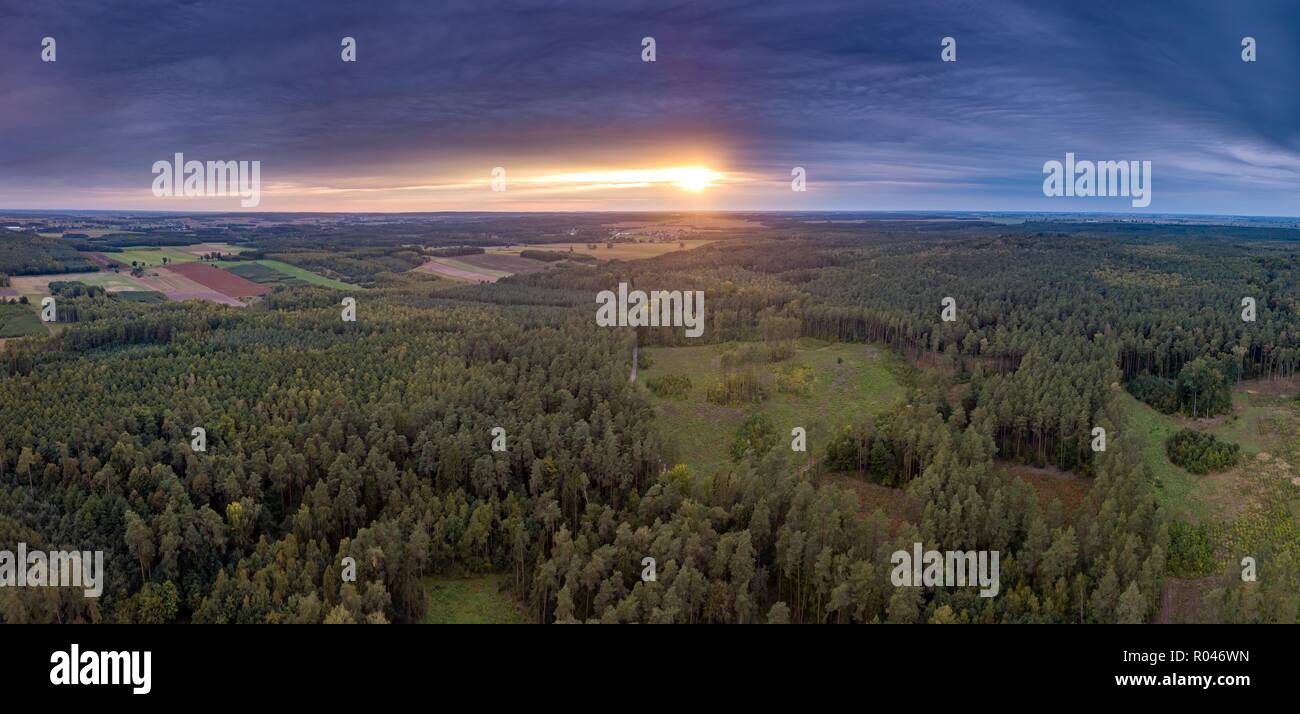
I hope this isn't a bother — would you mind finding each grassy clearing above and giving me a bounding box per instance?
[420,575,525,624]
[641,340,907,477]
[1001,463,1090,522]
[1123,386,1300,566]
[0,302,45,338]
[492,240,714,262]
[1120,391,1199,519]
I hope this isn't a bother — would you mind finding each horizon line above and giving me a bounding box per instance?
[3,208,1300,221]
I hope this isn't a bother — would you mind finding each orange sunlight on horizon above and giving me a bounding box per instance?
[522,166,723,192]
[70,163,737,212]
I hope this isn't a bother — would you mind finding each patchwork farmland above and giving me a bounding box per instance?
[132,267,243,306]
[167,262,270,299]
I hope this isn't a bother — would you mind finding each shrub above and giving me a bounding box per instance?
[706,369,767,405]
[774,363,813,396]
[1165,428,1240,474]
[645,374,691,399]
[1167,521,1216,577]
[730,412,778,461]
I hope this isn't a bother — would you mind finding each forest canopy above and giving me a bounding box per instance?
[1,216,1297,624]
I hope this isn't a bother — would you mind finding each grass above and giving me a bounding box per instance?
[115,290,166,303]
[10,270,151,298]
[217,259,354,290]
[491,239,714,262]
[0,302,46,338]
[1122,384,1300,574]
[420,575,525,624]
[180,242,246,256]
[67,271,150,292]
[118,247,199,267]
[641,340,907,477]
[219,260,308,288]
[1119,391,1197,518]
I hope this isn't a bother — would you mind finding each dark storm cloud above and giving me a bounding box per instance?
[0,0,1296,212]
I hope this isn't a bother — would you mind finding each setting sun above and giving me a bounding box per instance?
[524,166,722,193]
[671,167,719,192]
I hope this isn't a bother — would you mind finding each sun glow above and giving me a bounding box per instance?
[526,166,722,192]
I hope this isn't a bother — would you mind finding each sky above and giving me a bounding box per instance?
[0,0,1297,215]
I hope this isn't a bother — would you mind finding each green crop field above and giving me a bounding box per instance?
[0,302,46,338]
[115,290,167,303]
[420,575,525,624]
[118,247,199,267]
[218,259,354,290]
[66,271,151,292]
[641,339,908,477]
[220,261,304,286]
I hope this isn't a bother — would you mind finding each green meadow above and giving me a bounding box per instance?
[641,339,908,477]
[0,302,45,338]
[421,575,525,624]
[1122,386,1300,569]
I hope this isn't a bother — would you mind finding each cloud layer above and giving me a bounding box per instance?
[1,0,1297,213]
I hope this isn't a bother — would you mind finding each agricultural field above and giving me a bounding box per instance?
[177,242,247,257]
[640,339,908,477]
[492,239,713,262]
[167,262,269,299]
[9,270,150,297]
[420,575,525,624]
[0,302,45,338]
[416,253,548,283]
[220,259,354,290]
[219,261,306,287]
[132,266,243,306]
[117,247,200,267]
[81,252,119,268]
[114,290,166,303]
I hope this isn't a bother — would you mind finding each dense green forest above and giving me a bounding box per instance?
[1,218,1297,623]
[0,232,96,275]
